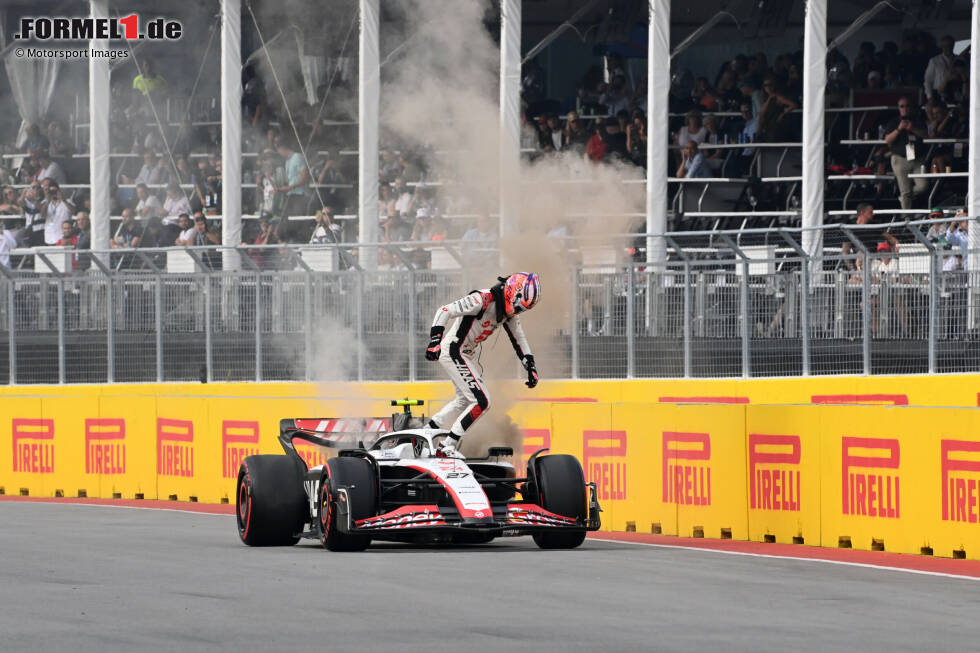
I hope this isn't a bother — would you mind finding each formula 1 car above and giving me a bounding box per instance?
[235,400,600,550]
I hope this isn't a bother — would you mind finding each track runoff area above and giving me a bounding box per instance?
[2,497,978,653]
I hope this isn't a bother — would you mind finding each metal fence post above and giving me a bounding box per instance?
[106,276,114,383]
[800,256,810,376]
[683,262,692,378]
[626,264,635,379]
[778,230,809,375]
[929,250,939,373]
[740,259,751,378]
[7,279,15,384]
[408,270,417,382]
[570,266,579,379]
[204,274,213,383]
[57,276,65,384]
[356,271,364,382]
[862,252,871,375]
[255,273,263,382]
[304,270,313,382]
[155,273,163,382]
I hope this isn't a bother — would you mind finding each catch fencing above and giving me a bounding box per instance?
[1,221,979,384]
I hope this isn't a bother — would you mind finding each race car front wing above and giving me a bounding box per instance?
[333,482,601,536]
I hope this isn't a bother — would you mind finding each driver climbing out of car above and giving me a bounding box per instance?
[424,272,540,458]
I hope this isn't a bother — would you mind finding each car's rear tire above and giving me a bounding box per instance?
[237,455,307,546]
[530,454,588,550]
[319,457,375,552]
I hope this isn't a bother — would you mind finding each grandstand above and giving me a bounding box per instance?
[1,0,980,384]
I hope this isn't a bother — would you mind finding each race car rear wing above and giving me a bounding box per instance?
[279,417,390,454]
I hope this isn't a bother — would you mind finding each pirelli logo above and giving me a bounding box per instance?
[941,439,980,524]
[85,418,126,475]
[748,433,801,512]
[222,420,259,479]
[583,430,626,501]
[12,418,55,474]
[662,432,710,506]
[841,436,900,518]
[157,418,194,478]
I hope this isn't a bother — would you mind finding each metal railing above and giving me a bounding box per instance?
[2,221,979,384]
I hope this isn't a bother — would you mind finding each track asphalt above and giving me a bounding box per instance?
[1,498,977,652]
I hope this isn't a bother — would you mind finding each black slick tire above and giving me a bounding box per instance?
[237,455,307,546]
[531,454,588,550]
[319,457,376,552]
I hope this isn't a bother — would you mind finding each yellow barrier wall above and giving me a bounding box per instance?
[3,375,980,558]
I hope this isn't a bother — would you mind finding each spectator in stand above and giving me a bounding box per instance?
[35,151,67,187]
[600,117,628,162]
[429,217,449,242]
[626,114,646,168]
[379,149,402,183]
[757,77,799,142]
[276,139,309,218]
[738,77,764,118]
[249,214,279,269]
[940,59,969,106]
[124,152,157,185]
[392,177,413,218]
[41,183,71,245]
[563,111,589,153]
[310,206,341,244]
[723,102,758,177]
[462,213,496,244]
[540,114,563,152]
[600,74,631,116]
[135,183,161,219]
[313,153,347,209]
[0,186,21,215]
[161,184,191,223]
[173,156,193,185]
[191,215,220,246]
[884,98,928,209]
[897,34,927,86]
[133,59,168,98]
[852,42,879,89]
[840,203,899,271]
[924,35,956,100]
[57,219,77,245]
[74,212,91,270]
[46,121,71,157]
[174,213,196,246]
[676,141,710,179]
[252,154,281,218]
[585,122,606,163]
[700,115,723,174]
[925,99,962,172]
[692,76,719,112]
[112,209,142,248]
[18,123,48,152]
[0,220,16,268]
[676,110,707,148]
[19,183,45,246]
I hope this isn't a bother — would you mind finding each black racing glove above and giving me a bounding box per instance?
[522,355,538,388]
[425,326,444,361]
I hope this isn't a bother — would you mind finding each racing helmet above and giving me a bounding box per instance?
[503,272,540,318]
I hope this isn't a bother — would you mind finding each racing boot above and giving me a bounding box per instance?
[436,434,465,459]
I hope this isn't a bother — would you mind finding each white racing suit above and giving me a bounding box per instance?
[428,288,532,438]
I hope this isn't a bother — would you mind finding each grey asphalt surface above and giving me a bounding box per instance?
[1,502,977,653]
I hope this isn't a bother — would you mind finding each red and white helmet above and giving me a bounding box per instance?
[503,272,540,318]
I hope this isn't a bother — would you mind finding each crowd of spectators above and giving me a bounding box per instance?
[0,27,975,270]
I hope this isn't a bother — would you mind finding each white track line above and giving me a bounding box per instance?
[589,537,980,582]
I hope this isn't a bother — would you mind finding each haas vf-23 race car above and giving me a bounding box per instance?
[235,400,601,550]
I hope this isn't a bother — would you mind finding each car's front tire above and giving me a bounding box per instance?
[529,454,588,550]
[237,455,307,546]
[319,457,375,552]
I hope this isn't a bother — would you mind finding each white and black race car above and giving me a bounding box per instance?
[235,400,601,551]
